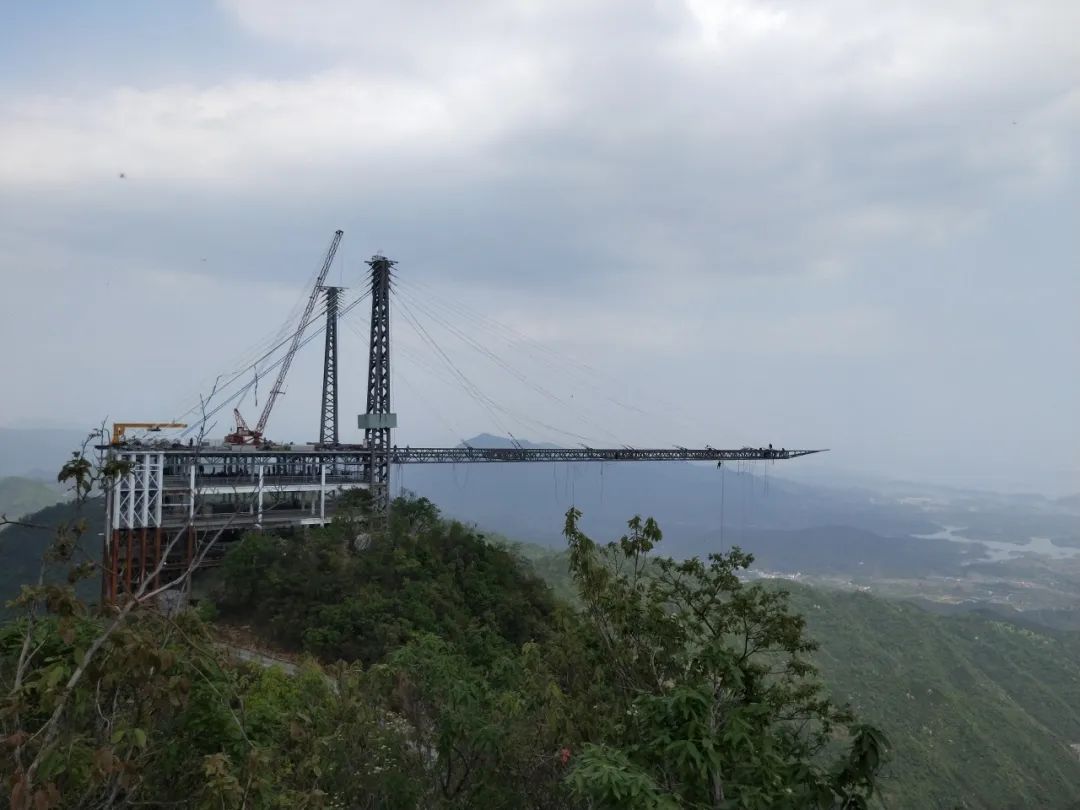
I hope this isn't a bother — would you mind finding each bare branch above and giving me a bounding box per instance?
[0,515,47,530]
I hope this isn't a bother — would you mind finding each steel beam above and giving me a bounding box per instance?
[388,447,825,464]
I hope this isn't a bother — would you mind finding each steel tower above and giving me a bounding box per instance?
[360,255,396,513]
[318,286,342,446]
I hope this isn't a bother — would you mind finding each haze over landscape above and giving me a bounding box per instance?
[2,3,1079,809]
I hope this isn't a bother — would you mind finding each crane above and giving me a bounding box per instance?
[225,229,344,445]
[111,422,188,445]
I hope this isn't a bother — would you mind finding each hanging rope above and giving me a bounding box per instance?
[720,463,726,547]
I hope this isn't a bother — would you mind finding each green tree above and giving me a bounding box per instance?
[561,509,888,809]
[216,496,557,666]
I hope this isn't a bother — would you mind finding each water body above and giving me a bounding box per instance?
[914,526,1080,563]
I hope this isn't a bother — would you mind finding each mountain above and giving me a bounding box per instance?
[0,476,65,520]
[517,544,1080,810]
[793,584,1080,810]
[6,492,1080,808]
[400,434,940,548]
[0,498,104,612]
[400,434,1080,571]
[0,426,96,479]
[1059,493,1080,513]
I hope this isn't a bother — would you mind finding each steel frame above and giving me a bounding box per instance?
[102,448,371,600]
[319,286,342,446]
[389,447,823,464]
[364,255,394,512]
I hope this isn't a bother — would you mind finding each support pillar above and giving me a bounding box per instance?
[362,255,396,521]
[257,465,264,527]
[319,287,342,447]
[154,527,162,590]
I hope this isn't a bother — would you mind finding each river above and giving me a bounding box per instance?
[913,525,1080,562]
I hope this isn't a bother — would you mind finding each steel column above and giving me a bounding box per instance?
[319,286,342,446]
[364,255,395,514]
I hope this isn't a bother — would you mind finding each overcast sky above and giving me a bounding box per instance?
[0,1,1077,495]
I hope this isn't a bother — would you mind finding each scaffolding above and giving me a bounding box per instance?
[102,444,370,601]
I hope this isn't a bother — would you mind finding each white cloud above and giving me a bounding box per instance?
[0,65,561,188]
[1,0,1078,491]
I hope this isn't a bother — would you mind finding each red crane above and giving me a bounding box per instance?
[225,229,344,445]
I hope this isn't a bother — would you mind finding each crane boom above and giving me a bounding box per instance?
[254,229,343,435]
[226,229,343,444]
[111,422,187,445]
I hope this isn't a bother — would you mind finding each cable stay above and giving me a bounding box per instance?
[170,297,334,426]
[394,292,619,448]
[182,287,371,438]
[392,285,625,446]
[394,276,696,430]
[227,229,344,444]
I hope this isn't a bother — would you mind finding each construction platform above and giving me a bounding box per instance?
[102,443,372,601]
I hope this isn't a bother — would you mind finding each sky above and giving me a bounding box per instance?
[0,0,1077,496]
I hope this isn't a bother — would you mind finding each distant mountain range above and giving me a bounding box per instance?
[1059,493,1080,511]
[0,476,66,521]
[3,428,1078,587]
[0,427,97,480]
[6,493,1080,809]
[516,539,1080,810]
[0,498,105,615]
[400,435,1080,573]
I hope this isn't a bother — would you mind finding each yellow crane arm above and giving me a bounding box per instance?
[111,422,187,445]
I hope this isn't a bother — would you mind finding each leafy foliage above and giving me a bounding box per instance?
[559,510,886,808]
[791,585,1080,809]
[520,541,1080,810]
[2,477,891,808]
[216,496,557,665]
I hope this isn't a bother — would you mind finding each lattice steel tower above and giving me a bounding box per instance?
[318,286,342,446]
[359,255,397,513]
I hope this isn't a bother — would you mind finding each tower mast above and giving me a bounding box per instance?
[318,286,342,446]
[359,255,396,514]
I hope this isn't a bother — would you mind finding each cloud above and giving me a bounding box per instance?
[1,0,1078,492]
[0,0,1074,297]
[0,67,561,189]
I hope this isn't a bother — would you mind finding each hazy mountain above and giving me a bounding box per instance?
[1058,493,1080,512]
[400,435,1080,572]
[0,426,96,479]
[6,494,1079,809]
[0,476,65,520]
[0,497,105,612]
[793,584,1080,809]
[400,434,938,547]
[518,544,1080,810]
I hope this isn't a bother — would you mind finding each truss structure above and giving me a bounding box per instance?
[389,447,822,464]
[319,286,342,446]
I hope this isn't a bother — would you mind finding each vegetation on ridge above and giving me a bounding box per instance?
[0,476,64,525]
[518,544,1080,809]
[4,450,1079,809]
[1,462,886,808]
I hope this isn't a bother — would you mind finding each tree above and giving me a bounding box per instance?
[2,446,889,810]
[561,509,888,809]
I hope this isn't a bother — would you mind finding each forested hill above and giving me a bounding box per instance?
[520,544,1080,809]
[0,498,103,614]
[0,476,64,522]
[4,498,1080,808]
[787,585,1080,809]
